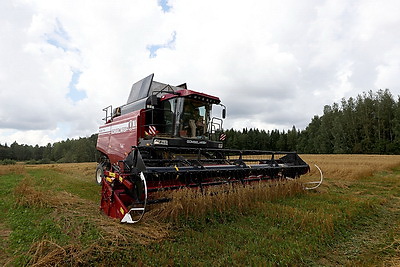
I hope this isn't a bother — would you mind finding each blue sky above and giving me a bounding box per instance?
[45,19,69,51]
[158,0,172,12]
[147,31,176,58]
[67,70,86,102]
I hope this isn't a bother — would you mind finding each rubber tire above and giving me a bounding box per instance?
[95,164,104,185]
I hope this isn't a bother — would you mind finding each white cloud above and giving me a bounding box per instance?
[1,0,400,146]
[0,128,63,146]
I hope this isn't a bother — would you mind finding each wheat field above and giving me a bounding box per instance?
[300,154,400,186]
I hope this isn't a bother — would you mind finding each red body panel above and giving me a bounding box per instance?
[100,179,130,220]
[97,110,141,164]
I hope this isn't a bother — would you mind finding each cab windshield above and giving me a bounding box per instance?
[158,97,211,138]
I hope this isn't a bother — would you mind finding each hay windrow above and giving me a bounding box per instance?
[13,177,84,208]
[28,239,67,267]
[13,178,49,208]
[0,164,26,176]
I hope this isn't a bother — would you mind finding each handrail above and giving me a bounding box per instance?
[102,105,113,122]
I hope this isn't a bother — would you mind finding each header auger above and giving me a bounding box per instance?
[96,74,321,223]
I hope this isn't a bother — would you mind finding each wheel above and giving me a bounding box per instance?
[95,163,105,185]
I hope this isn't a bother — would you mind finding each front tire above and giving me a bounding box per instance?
[95,164,104,185]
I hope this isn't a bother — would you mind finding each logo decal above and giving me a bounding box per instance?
[98,120,136,135]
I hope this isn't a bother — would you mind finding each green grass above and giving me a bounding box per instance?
[26,168,99,202]
[0,173,24,255]
[0,164,399,265]
[134,191,396,266]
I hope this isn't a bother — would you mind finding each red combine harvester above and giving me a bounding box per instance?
[96,74,318,223]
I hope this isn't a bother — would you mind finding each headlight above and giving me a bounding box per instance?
[153,139,168,146]
[218,143,223,149]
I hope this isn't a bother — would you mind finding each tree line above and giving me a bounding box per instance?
[225,89,400,154]
[1,88,400,164]
[224,127,300,152]
[0,134,99,164]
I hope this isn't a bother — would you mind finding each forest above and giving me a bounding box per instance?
[0,134,99,164]
[1,89,400,164]
[225,89,400,154]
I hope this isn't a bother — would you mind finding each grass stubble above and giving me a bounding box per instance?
[1,154,400,265]
[1,164,170,266]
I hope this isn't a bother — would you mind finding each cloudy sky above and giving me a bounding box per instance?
[1,0,400,146]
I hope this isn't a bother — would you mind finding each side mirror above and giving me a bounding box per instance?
[222,108,226,119]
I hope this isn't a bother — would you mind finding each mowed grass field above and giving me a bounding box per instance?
[1,155,400,266]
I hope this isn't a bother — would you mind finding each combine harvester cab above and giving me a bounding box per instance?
[96,74,321,223]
